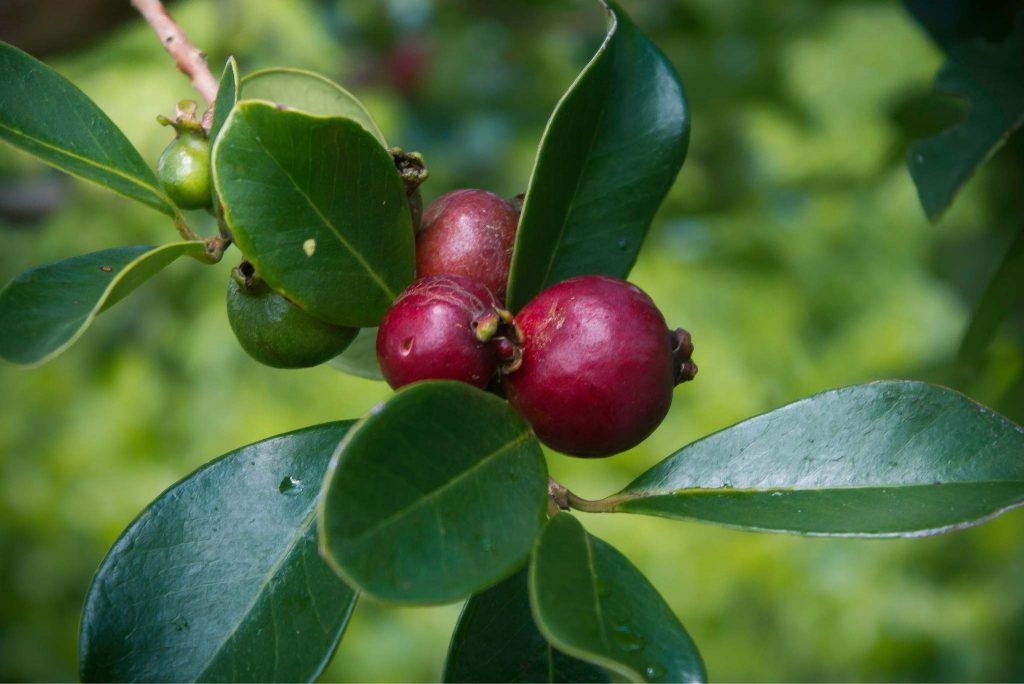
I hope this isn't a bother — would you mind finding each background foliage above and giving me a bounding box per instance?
[1,0,1022,680]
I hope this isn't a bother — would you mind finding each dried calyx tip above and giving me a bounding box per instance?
[230,259,259,290]
[496,338,523,374]
[670,327,697,385]
[389,147,429,194]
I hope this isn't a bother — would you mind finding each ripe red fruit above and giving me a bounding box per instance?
[416,189,520,301]
[376,274,510,390]
[503,276,696,457]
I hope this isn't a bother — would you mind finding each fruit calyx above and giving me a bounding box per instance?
[157,99,207,139]
[389,147,429,195]
[230,258,260,291]
[671,327,698,385]
[495,319,524,374]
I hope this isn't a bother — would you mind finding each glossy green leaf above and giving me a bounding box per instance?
[210,57,240,148]
[240,67,386,146]
[0,41,175,216]
[530,514,706,683]
[958,224,1024,370]
[80,421,358,683]
[328,327,383,381]
[0,242,204,366]
[318,381,548,604]
[445,563,610,683]
[907,17,1024,220]
[602,381,1024,536]
[213,100,414,327]
[505,1,689,311]
[903,0,1020,52]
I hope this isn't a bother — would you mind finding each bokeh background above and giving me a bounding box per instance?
[2,0,1023,681]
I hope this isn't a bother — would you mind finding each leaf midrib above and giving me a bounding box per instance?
[343,430,533,546]
[243,112,398,301]
[617,478,1024,503]
[194,503,319,681]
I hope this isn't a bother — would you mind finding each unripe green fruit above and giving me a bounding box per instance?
[157,132,212,210]
[227,262,357,369]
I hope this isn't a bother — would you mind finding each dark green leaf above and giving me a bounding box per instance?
[210,57,239,147]
[604,381,1024,536]
[530,514,706,683]
[213,101,414,327]
[444,564,610,683]
[318,381,548,604]
[240,67,386,146]
[958,224,1024,370]
[328,327,383,381]
[80,421,359,683]
[907,18,1024,220]
[0,242,204,366]
[505,2,689,311]
[903,0,1021,52]
[0,41,175,216]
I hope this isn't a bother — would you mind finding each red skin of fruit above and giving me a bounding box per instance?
[504,276,677,457]
[416,189,520,302]
[377,274,502,390]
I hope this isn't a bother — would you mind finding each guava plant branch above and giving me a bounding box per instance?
[132,0,218,109]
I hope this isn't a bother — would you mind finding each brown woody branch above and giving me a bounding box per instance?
[131,0,218,108]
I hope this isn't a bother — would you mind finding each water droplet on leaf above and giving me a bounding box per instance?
[279,476,302,494]
[612,624,644,652]
[645,664,666,680]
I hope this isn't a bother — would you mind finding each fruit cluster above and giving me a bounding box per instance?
[377,188,697,457]
[218,183,696,458]
[154,105,698,457]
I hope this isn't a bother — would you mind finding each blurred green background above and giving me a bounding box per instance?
[2,0,1023,681]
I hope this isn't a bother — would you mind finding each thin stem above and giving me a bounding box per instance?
[173,212,231,264]
[566,490,618,513]
[172,211,201,241]
[547,477,619,514]
[132,0,218,110]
